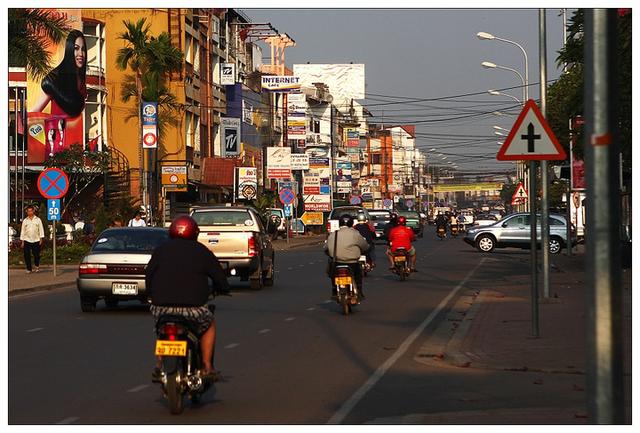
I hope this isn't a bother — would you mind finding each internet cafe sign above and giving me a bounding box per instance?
[261,76,301,92]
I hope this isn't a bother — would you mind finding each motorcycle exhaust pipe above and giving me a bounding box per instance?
[188,375,203,391]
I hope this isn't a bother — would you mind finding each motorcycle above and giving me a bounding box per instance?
[359,254,372,276]
[450,224,459,237]
[333,265,361,315]
[153,306,216,414]
[437,225,446,240]
[392,248,411,281]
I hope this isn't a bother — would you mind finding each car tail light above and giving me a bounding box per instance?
[326,221,332,232]
[79,263,107,274]
[248,235,257,257]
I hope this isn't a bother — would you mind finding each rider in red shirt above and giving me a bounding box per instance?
[387,216,417,272]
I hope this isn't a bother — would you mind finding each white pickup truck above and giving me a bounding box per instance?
[190,205,275,290]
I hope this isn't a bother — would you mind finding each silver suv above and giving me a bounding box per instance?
[463,213,576,254]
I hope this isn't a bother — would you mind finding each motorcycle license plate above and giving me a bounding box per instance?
[334,276,352,285]
[394,256,406,262]
[155,340,187,357]
[112,282,138,295]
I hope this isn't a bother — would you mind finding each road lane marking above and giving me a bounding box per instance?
[322,300,332,304]
[306,307,316,311]
[258,329,271,334]
[327,257,487,425]
[285,317,296,322]
[288,267,294,271]
[309,262,315,265]
[57,417,79,424]
[298,264,305,267]
[127,384,150,393]
[26,327,44,333]
[224,343,239,349]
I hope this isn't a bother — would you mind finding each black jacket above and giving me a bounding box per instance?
[145,238,230,306]
[355,223,375,246]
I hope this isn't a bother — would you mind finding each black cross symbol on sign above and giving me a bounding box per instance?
[521,123,541,152]
[519,189,525,197]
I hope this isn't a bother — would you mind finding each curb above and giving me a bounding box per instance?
[9,281,76,297]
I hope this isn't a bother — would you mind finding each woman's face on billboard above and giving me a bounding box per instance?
[74,36,86,69]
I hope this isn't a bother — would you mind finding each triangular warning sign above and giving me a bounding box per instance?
[497,100,567,161]
[511,182,529,203]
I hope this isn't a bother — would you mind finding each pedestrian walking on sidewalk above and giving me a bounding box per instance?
[128,211,147,227]
[20,205,45,274]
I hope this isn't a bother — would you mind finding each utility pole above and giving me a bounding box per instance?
[539,9,551,299]
[584,9,624,424]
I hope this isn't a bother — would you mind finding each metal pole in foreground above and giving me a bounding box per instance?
[584,9,624,424]
[52,222,57,277]
[539,9,551,299]
[529,160,539,337]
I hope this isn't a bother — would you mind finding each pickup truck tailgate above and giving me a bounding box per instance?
[197,228,253,258]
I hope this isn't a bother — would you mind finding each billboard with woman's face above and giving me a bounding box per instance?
[27,9,86,163]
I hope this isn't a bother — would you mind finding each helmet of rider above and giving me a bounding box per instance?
[356,213,368,224]
[169,215,200,240]
[398,216,407,226]
[338,214,354,228]
[389,213,398,224]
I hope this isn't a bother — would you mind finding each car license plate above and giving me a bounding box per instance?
[155,340,187,357]
[394,256,406,262]
[112,282,138,295]
[334,276,352,285]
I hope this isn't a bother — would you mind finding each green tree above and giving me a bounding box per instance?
[44,144,111,219]
[8,8,70,79]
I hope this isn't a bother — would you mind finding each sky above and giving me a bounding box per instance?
[245,8,570,175]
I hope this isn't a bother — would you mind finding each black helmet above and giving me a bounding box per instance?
[338,214,354,227]
[389,213,398,224]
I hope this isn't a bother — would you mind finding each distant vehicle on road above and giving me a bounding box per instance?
[327,206,371,233]
[463,213,576,254]
[77,227,170,312]
[396,210,423,238]
[368,209,391,241]
[473,213,499,227]
[266,208,286,239]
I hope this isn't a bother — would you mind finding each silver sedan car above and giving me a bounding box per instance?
[463,213,576,254]
[77,227,169,312]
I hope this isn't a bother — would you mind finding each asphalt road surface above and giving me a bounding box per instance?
[9,231,583,424]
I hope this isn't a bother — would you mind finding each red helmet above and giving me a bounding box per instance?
[169,216,200,240]
[398,216,407,226]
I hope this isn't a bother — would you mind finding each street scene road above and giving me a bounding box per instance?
[11,233,628,425]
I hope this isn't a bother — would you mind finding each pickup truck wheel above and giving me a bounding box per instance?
[250,264,264,290]
[263,257,275,287]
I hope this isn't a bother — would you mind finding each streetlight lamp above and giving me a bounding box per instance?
[488,89,522,105]
[477,31,529,101]
[482,61,526,103]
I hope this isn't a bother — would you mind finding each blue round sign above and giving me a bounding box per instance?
[37,168,69,199]
[383,198,393,208]
[349,195,362,205]
[279,188,295,205]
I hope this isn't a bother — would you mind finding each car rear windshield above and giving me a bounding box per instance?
[192,210,253,226]
[369,211,390,222]
[92,229,169,252]
[329,208,366,219]
[397,211,420,219]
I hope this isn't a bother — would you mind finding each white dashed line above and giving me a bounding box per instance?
[285,317,296,322]
[309,262,315,265]
[288,267,294,271]
[26,327,44,333]
[298,264,305,267]
[224,343,239,349]
[323,300,332,304]
[306,307,316,311]
[127,384,150,393]
[57,417,79,425]
[258,329,271,334]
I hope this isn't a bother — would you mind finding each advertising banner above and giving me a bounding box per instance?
[291,153,310,170]
[267,147,292,179]
[344,127,359,147]
[303,194,331,212]
[161,166,188,192]
[242,100,253,125]
[142,102,158,149]
[236,167,258,200]
[261,76,301,92]
[336,161,352,181]
[221,63,236,85]
[221,117,241,156]
[309,157,330,168]
[26,9,85,163]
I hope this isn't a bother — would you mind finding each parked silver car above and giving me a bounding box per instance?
[463,213,576,254]
[77,227,170,312]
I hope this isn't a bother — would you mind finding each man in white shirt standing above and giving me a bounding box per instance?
[128,211,147,227]
[20,205,45,274]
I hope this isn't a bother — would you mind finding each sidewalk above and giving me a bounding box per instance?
[415,245,632,422]
[271,233,325,251]
[8,265,78,295]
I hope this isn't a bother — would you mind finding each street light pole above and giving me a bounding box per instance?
[539,9,551,300]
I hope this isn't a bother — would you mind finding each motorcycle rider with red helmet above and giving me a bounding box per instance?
[145,215,230,381]
[387,216,418,272]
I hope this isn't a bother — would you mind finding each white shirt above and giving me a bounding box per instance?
[128,218,147,227]
[20,215,45,243]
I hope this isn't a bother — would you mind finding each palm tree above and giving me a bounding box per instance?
[8,8,70,79]
[116,18,184,218]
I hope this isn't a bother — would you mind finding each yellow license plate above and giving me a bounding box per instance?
[334,276,353,285]
[394,256,406,262]
[155,340,187,357]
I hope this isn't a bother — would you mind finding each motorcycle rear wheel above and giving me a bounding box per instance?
[341,298,350,315]
[166,372,184,415]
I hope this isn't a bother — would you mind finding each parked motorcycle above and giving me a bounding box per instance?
[392,248,411,281]
[332,265,360,315]
[153,306,216,414]
[437,226,446,240]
